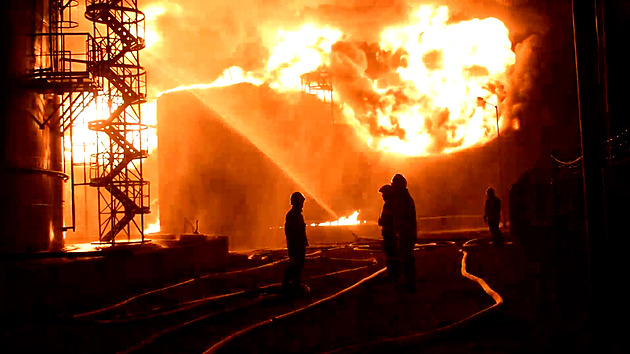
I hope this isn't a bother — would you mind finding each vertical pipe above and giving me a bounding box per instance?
[68,103,76,231]
[571,0,608,345]
[1,0,65,252]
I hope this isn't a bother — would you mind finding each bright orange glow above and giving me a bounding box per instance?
[154,5,515,156]
[159,66,264,95]
[142,100,158,153]
[82,3,516,166]
[264,24,342,91]
[66,4,518,178]
[66,99,158,163]
[142,4,165,49]
[64,102,100,164]
[141,2,183,49]
[310,210,363,227]
[366,6,515,155]
[145,220,161,234]
[512,118,520,130]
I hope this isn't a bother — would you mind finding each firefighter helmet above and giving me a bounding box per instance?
[290,192,305,205]
[391,174,407,189]
[378,184,393,194]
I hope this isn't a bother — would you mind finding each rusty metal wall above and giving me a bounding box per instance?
[0,0,65,252]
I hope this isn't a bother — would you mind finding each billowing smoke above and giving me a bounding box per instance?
[141,0,550,154]
[502,34,544,127]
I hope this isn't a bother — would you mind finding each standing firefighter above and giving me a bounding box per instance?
[283,192,309,293]
[483,187,503,246]
[378,184,399,281]
[390,174,418,293]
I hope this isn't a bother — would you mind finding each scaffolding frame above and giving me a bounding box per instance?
[300,69,335,123]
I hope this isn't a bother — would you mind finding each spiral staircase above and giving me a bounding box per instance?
[27,0,150,242]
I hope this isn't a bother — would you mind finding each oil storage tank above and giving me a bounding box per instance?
[1,0,65,252]
[156,83,535,249]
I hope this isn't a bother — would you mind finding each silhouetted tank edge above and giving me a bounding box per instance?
[0,0,65,252]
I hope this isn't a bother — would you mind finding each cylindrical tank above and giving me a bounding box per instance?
[157,86,526,250]
[0,0,65,252]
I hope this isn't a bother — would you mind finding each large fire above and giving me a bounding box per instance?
[153,4,515,156]
[69,4,515,159]
[63,2,521,241]
[363,7,515,155]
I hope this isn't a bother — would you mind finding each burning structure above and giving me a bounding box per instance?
[0,1,596,252]
[157,83,529,249]
[1,0,561,250]
[154,1,543,249]
[1,0,623,271]
[2,0,630,352]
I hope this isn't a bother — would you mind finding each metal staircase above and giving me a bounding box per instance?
[84,0,149,242]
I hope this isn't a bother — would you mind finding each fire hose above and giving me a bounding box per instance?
[205,267,388,354]
[94,264,373,324]
[205,242,503,354]
[323,248,503,353]
[72,248,365,321]
[72,255,294,320]
[118,265,374,353]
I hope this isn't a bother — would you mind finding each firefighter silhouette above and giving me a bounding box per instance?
[483,187,503,246]
[385,174,418,293]
[283,192,309,294]
[378,184,399,280]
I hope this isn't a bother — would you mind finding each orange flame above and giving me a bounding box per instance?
[70,4,516,163]
[65,99,157,163]
[157,5,515,156]
[264,24,342,91]
[364,6,515,155]
[310,210,364,227]
[145,220,161,234]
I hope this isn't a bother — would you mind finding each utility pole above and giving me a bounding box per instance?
[572,0,609,348]
[477,97,506,228]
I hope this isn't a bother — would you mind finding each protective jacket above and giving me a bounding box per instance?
[484,196,501,224]
[379,192,395,234]
[285,207,308,257]
[391,188,417,242]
